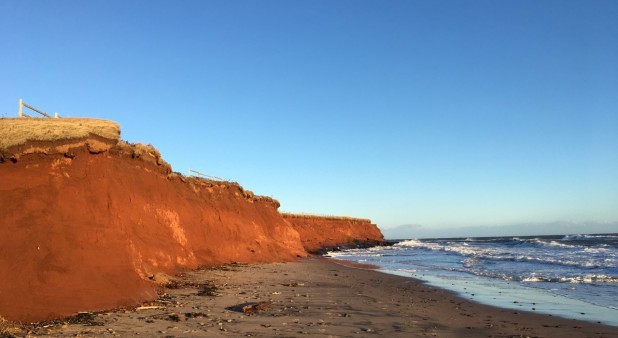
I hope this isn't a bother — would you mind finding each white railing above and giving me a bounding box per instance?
[18,98,60,118]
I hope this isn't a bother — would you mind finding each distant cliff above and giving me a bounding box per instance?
[282,213,385,253]
[0,118,384,322]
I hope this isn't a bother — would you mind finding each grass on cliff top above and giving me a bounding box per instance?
[281,212,371,223]
[0,117,120,151]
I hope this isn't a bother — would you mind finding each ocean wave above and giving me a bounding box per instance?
[547,240,576,248]
[395,239,434,248]
[517,255,610,268]
[396,239,490,254]
[513,237,579,249]
[395,238,617,269]
[398,238,579,253]
[583,246,611,253]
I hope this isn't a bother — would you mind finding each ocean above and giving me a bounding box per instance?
[327,233,618,327]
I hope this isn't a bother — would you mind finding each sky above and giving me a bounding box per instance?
[1,1,617,238]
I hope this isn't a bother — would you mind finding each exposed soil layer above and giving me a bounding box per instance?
[0,145,308,322]
[282,214,385,253]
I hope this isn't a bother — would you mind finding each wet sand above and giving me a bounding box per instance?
[15,258,618,337]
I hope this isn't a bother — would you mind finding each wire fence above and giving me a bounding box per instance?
[188,169,230,182]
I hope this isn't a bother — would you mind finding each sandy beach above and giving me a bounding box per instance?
[11,258,618,337]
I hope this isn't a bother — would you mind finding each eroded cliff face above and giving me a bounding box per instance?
[0,145,305,322]
[0,117,385,323]
[282,214,385,253]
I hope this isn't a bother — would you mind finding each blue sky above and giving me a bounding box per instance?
[2,1,617,237]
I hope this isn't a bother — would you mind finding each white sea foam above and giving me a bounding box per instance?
[523,275,618,283]
[396,239,500,258]
[563,234,618,240]
[395,239,431,248]
[583,246,611,253]
[546,240,576,248]
[561,275,618,283]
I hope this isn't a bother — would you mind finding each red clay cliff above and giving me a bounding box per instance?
[0,118,384,322]
[282,213,385,253]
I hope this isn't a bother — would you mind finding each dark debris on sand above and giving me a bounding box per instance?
[226,301,273,315]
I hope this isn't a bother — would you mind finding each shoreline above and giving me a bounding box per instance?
[11,257,618,337]
[330,234,618,327]
[387,268,618,327]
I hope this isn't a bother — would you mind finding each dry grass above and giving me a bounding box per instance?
[114,141,172,173]
[0,316,23,336]
[115,141,162,160]
[0,117,120,151]
[253,195,281,208]
[281,212,371,223]
[183,174,281,207]
[131,143,162,159]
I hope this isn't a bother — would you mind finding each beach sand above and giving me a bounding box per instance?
[16,257,618,337]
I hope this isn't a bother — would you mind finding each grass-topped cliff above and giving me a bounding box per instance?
[0,118,121,160]
[0,118,120,151]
